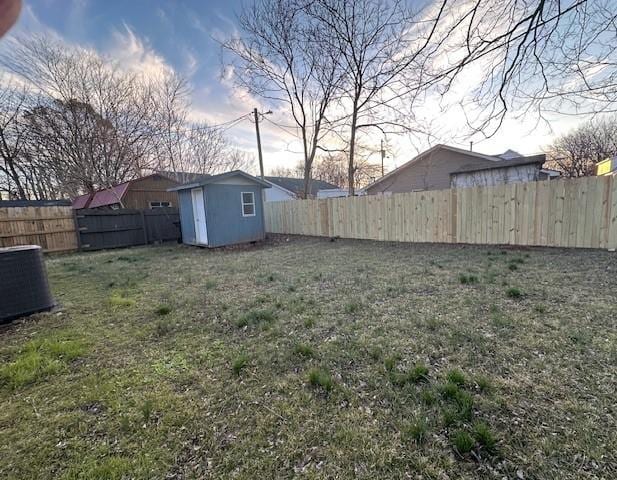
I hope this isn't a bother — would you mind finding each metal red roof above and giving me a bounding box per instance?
[88,182,130,208]
[71,193,92,209]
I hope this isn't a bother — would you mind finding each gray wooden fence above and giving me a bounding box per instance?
[75,208,180,251]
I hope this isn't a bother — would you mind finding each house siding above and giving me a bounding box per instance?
[123,175,179,209]
[366,149,498,194]
[451,164,542,188]
[203,184,265,247]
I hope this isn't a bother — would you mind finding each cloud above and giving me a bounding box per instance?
[107,23,173,78]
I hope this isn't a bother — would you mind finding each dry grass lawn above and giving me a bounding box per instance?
[0,237,615,479]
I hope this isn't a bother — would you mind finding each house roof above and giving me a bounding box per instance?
[264,176,339,197]
[451,154,546,175]
[168,170,271,191]
[364,144,501,191]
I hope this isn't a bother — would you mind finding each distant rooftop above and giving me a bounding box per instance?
[264,176,339,197]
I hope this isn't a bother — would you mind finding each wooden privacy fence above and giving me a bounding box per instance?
[0,206,180,253]
[265,176,617,250]
[0,206,78,253]
[75,208,180,251]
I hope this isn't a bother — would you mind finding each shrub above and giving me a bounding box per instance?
[446,369,466,386]
[294,343,315,358]
[404,418,428,444]
[506,287,523,299]
[232,354,248,376]
[156,305,171,316]
[308,368,333,392]
[452,430,475,454]
[236,309,275,328]
[473,421,497,453]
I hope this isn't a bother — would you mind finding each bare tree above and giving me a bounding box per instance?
[305,0,444,194]
[0,77,30,199]
[312,152,381,189]
[223,0,342,198]
[547,116,617,177]
[415,0,617,136]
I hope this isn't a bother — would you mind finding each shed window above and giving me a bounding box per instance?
[149,201,172,209]
[241,192,255,217]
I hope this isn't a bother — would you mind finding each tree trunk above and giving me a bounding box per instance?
[348,107,358,196]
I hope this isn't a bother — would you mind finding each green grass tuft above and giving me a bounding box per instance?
[0,338,86,389]
[458,273,479,285]
[403,417,428,444]
[446,369,466,386]
[409,363,430,383]
[506,287,523,299]
[156,304,171,316]
[232,354,248,376]
[473,421,497,453]
[294,343,315,358]
[141,399,154,423]
[451,430,475,454]
[108,293,135,307]
[308,368,333,392]
[236,309,275,328]
[344,301,362,314]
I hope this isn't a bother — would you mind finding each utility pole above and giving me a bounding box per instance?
[253,108,264,180]
[380,139,386,176]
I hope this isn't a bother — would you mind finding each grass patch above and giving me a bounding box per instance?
[451,430,475,454]
[308,368,333,392]
[108,292,135,307]
[446,369,466,386]
[293,343,315,358]
[344,301,362,314]
[403,417,428,444]
[0,337,86,389]
[155,304,171,316]
[236,309,275,328]
[458,273,479,285]
[473,421,497,454]
[232,354,249,376]
[506,287,523,299]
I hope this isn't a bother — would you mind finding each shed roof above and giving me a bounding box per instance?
[451,154,546,175]
[157,171,210,184]
[264,176,339,197]
[88,182,131,208]
[168,170,271,191]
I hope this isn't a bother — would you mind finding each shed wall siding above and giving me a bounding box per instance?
[451,164,541,188]
[204,184,265,247]
[366,149,498,194]
[178,189,197,244]
[123,176,179,209]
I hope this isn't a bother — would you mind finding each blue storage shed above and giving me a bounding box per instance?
[168,170,271,247]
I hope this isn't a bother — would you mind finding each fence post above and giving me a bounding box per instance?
[72,208,82,252]
[140,210,148,245]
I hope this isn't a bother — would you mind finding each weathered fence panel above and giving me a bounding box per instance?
[75,208,180,251]
[265,176,617,250]
[0,206,78,253]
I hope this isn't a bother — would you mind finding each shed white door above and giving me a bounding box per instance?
[191,188,208,245]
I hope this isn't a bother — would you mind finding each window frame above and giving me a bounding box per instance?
[241,191,256,217]
[149,201,172,209]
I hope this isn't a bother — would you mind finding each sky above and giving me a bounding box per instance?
[4,0,584,175]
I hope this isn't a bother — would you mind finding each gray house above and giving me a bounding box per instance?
[169,170,270,248]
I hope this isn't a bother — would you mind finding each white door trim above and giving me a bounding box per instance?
[191,187,208,245]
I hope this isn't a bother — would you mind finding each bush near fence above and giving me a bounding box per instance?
[265,176,617,250]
